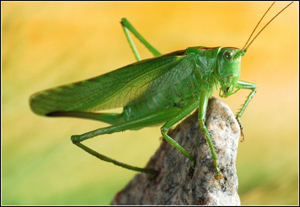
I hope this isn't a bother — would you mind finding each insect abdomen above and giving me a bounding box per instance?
[123,72,200,121]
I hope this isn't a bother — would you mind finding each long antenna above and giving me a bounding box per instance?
[244,1,294,52]
[241,2,275,52]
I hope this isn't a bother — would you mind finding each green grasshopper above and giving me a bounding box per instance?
[29,2,293,181]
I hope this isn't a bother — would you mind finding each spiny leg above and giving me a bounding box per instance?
[235,80,257,142]
[198,90,222,182]
[121,18,161,61]
[71,107,181,174]
[160,101,198,170]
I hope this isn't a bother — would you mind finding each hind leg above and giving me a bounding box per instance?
[121,18,161,61]
[47,111,125,125]
[70,107,181,174]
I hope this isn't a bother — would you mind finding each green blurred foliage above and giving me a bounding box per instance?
[2,2,298,205]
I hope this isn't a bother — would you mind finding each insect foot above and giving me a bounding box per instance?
[214,167,223,185]
[111,97,241,205]
[236,116,245,142]
[213,160,223,185]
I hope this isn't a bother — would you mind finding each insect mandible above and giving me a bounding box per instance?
[29,2,293,182]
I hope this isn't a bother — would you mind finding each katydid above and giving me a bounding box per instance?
[29,2,293,182]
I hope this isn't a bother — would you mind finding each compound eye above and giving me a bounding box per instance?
[224,51,232,60]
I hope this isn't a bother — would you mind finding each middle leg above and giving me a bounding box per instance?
[160,101,199,168]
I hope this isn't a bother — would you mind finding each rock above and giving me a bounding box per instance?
[111,97,241,205]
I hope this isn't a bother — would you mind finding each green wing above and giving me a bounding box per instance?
[30,50,195,116]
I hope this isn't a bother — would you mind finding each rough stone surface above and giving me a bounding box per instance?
[111,97,241,205]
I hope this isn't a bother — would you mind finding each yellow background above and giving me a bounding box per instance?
[2,2,298,205]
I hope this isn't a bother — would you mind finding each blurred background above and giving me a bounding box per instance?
[2,2,298,205]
